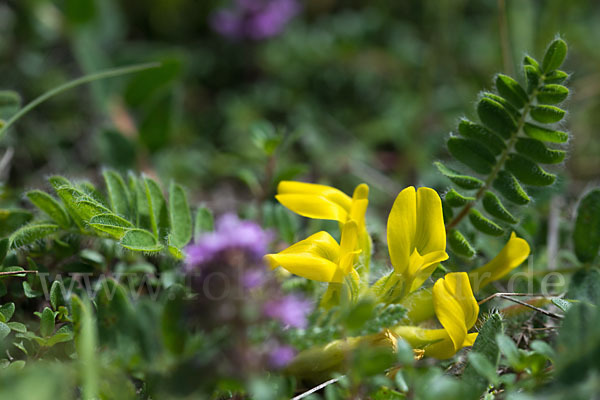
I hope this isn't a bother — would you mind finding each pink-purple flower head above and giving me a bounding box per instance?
[185,213,273,272]
[210,0,300,40]
[264,294,313,329]
[268,344,296,368]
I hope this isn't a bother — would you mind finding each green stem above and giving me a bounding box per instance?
[0,62,161,141]
[445,74,547,231]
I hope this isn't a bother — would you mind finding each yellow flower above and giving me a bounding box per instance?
[375,186,449,302]
[468,232,530,292]
[392,272,479,359]
[397,232,531,326]
[264,221,360,284]
[275,180,371,270]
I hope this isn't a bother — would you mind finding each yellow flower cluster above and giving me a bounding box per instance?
[265,181,530,360]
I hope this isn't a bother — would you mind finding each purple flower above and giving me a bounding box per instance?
[185,213,272,271]
[264,294,312,329]
[210,0,300,40]
[268,344,296,368]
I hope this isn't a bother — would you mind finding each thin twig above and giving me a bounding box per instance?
[479,292,564,320]
[292,376,344,400]
[0,62,161,140]
[0,270,38,277]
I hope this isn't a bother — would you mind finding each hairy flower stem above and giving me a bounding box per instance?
[445,74,548,232]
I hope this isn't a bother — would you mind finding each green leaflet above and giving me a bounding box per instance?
[55,185,87,228]
[26,190,71,228]
[144,176,169,240]
[482,191,518,224]
[40,307,56,337]
[492,171,530,205]
[523,122,568,143]
[505,154,556,186]
[89,213,134,239]
[447,137,496,174]
[48,175,71,191]
[524,64,540,94]
[444,189,475,207]
[469,209,504,236]
[462,313,504,396]
[120,229,163,252]
[458,119,506,156]
[74,199,112,221]
[515,138,565,164]
[10,224,60,248]
[168,182,193,249]
[79,181,109,208]
[477,97,517,139]
[482,92,521,121]
[545,69,569,84]
[530,105,565,124]
[496,74,528,109]
[103,170,132,220]
[573,189,600,263]
[542,38,568,73]
[434,162,483,190]
[447,229,476,258]
[194,207,215,240]
[50,280,66,310]
[537,84,569,104]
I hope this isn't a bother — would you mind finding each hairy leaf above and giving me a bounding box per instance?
[505,154,556,186]
[458,119,506,156]
[469,209,504,236]
[10,224,60,248]
[530,105,565,124]
[103,170,132,220]
[496,74,528,108]
[515,138,565,164]
[434,162,484,190]
[493,171,531,205]
[537,84,569,104]
[448,229,476,258]
[26,190,71,228]
[144,177,169,240]
[482,191,518,224]
[462,313,504,395]
[573,189,600,263]
[40,307,55,337]
[445,189,475,207]
[545,69,569,84]
[120,229,163,252]
[477,97,517,139]
[447,137,496,174]
[523,122,568,143]
[542,38,568,73]
[169,182,192,249]
[89,213,134,239]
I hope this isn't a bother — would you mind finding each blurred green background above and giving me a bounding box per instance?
[1,0,599,216]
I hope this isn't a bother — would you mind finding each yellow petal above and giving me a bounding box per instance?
[432,272,479,350]
[392,326,478,359]
[414,187,446,254]
[387,187,417,274]
[276,194,349,222]
[279,231,340,261]
[406,249,449,293]
[264,253,341,282]
[468,232,530,292]
[392,326,449,349]
[278,181,352,211]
